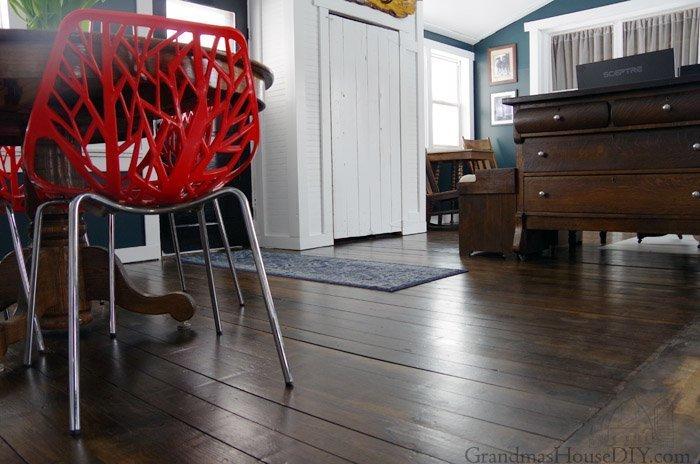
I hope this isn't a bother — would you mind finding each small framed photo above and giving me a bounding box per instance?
[491,90,517,126]
[488,43,517,85]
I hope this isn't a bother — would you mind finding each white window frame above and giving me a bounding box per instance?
[424,39,474,150]
[161,0,235,32]
[525,0,700,95]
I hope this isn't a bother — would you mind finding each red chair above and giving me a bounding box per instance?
[0,146,45,350]
[22,9,292,435]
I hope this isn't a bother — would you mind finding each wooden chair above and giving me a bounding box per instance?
[426,156,459,229]
[462,138,498,171]
[425,139,497,229]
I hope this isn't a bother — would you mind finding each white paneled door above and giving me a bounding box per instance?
[329,15,402,240]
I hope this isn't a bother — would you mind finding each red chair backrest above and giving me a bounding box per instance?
[24,9,260,207]
[0,146,24,212]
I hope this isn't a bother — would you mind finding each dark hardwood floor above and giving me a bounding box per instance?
[0,231,697,463]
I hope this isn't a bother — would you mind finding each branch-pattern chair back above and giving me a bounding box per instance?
[24,9,260,207]
[0,146,24,212]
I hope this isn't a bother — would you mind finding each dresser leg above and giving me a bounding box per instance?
[599,231,607,245]
[513,214,526,254]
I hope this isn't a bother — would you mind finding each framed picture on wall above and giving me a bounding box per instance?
[491,90,517,126]
[488,43,517,85]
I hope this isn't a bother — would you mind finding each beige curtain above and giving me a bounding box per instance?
[624,8,700,68]
[551,26,613,91]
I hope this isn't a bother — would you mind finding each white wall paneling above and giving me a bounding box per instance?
[329,15,402,239]
[251,0,425,249]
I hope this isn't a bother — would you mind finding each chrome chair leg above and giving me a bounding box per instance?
[168,213,187,292]
[67,196,84,435]
[5,206,45,358]
[108,213,116,339]
[231,189,293,386]
[24,202,56,366]
[197,208,223,335]
[212,199,245,306]
[42,190,290,435]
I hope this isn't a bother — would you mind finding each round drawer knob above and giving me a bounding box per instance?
[693,143,700,151]
[553,114,562,122]
[537,151,547,158]
[693,191,700,199]
[662,103,672,112]
[538,191,547,198]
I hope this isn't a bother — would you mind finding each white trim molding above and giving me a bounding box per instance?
[424,25,478,46]
[424,38,475,150]
[525,0,700,95]
[424,0,552,45]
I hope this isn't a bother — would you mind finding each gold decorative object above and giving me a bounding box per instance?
[347,0,417,18]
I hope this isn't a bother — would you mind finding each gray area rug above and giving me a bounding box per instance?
[181,250,466,292]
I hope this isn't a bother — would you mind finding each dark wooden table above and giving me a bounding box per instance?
[0,29,273,358]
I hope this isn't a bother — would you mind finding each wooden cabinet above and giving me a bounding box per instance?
[506,76,700,254]
[514,101,609,134]
[459,169,518,256]
[523,174,700,215]
[522,127,700,173]
[611,89,700,126]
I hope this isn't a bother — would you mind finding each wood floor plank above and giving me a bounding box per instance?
[111,312,537,461]
[0,436,24,464]
[82,324,455,464]
[0,350,261,464]
[0,231,696,463]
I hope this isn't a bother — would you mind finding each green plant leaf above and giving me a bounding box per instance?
[8,0,106,30]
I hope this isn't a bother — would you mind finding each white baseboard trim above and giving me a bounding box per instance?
[402,221,428,236]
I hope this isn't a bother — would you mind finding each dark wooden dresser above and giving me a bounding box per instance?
[504,76,700,253]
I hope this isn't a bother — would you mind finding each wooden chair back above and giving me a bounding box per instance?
[462,138,497,172]
[425,150,459,228]
[426,156,439,195]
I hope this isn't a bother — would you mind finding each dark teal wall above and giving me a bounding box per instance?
[474,0,626,167]
[424,30,474,52]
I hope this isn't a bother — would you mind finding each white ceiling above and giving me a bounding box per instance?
[423,0,554,45]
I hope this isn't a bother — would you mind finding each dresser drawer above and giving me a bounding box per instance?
[611,90,700,127]
[524,174,700,215]
[523,127,700,172]
[514,102,609,134]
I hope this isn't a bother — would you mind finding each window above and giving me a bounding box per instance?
[551,26,613,91]
[165,0,235,48]
[424,40,474,149]
[526,0,700,94]
[623,8,700,67]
